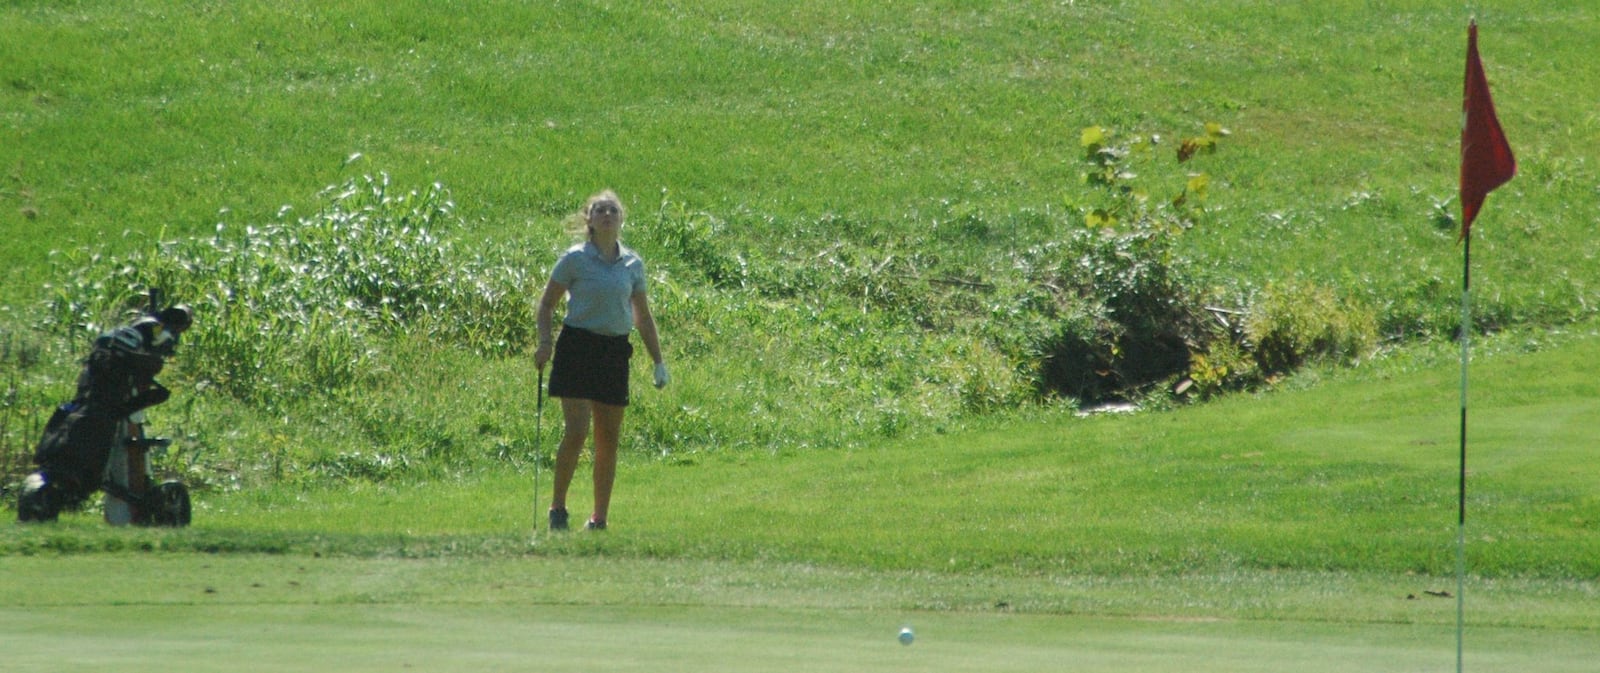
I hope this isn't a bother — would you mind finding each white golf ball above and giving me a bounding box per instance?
[898,627,915,646]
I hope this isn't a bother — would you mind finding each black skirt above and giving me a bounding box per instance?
[547,325,633,406]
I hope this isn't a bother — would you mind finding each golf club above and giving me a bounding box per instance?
[533,367,544,537]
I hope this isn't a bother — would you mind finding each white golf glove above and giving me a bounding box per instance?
[653,362,670,389]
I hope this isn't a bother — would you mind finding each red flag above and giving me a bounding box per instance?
[1460,21,1516,241]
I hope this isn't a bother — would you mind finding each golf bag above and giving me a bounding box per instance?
[18,291,193,526]
[19,402,191,526]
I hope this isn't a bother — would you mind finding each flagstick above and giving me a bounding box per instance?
[1456,18,1516,672]
[1455,233,1471,673]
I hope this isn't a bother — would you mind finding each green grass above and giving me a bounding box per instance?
[5,1,1599,469]
[6,308,1600,669]
[4,554,1598,672]
[3,546,1597,671]
[16,321,1577,580]
[3,2,1598,669]
[5,0,1598,310]
[8,323,1597,606]
[12,593,1593,673]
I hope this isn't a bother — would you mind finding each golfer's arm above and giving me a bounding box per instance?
[632,292,664,365]
[536,281,566,347]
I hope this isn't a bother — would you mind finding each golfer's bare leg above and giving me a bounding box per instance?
[589,401,626,525]
[551,398,591,510]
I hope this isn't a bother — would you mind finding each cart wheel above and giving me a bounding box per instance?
[17,475,61,523]
[148,481,192,527]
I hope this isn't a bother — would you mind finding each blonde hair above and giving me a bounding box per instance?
[563,189,626,241]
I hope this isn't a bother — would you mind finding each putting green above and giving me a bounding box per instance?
[3,554,1594,673]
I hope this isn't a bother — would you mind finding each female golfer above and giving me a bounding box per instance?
[534,190,667,531]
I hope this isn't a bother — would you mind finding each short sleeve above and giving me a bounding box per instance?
[551,248,580,286]
[631,258,648,296]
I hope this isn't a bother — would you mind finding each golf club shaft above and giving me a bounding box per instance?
[535,368,544,534]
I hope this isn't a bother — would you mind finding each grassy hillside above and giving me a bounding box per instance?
[3,2,1598,513]
[5,1,1596,298]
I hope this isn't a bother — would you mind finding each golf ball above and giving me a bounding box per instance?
[898,627,915,646]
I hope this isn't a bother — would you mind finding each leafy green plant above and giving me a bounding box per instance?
[1186,335,1260,400]
[639,197,750,290]
[0,327,65,492]
[40,175,541,411]
[1245,281,1379,374]
[949,337,1033,413]
[1016,124,1230,402]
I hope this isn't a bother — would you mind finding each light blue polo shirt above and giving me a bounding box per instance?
[551,241,648,337]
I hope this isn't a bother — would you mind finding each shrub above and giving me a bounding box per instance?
[1186,335,1260,400]
[1245,282,1379,374]
[947,337,1033,413]
[1018,124,1226,403]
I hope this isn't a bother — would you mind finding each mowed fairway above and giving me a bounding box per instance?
[2,555,1596,673]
